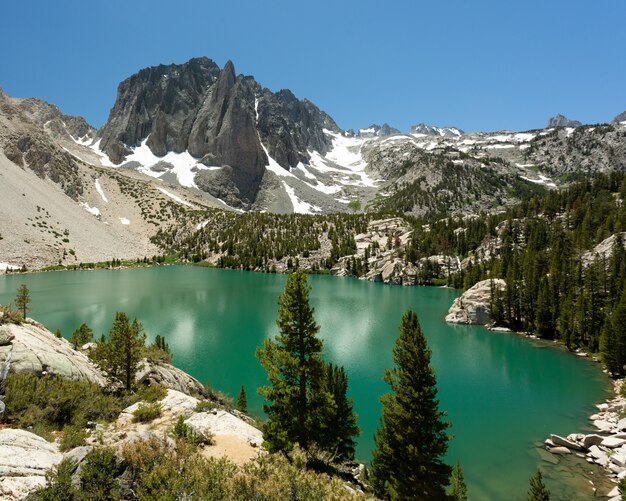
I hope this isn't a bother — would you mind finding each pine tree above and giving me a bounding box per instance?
[256,269,333,453]
[96,313,146,391]
[70,323,93,350]
[371,309,451,500]
[323,363,360,461]
[15,284,31,320]
[449,462,468,501]
[600,319,620,375]
[527,468,550,501]
[237,385,248,414]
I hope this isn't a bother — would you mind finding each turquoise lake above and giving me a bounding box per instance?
[0,266,611,500]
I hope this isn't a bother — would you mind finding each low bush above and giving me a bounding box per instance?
[60,425,87,451]
[132,402,162,423]
[136,383,168,403]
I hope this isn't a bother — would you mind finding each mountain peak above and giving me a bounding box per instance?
[356,123,401,138]
[613,110,626,124]
[409,123,463,137]
[547,114,582,128]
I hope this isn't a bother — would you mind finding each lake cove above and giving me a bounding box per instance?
[0,266,611,500]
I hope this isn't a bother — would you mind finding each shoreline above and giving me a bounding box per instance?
[539,378,625,499]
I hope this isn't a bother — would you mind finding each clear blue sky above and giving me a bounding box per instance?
[2,0,624,133]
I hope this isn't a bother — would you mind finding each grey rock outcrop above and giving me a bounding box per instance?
[97,57,339,207]
[409,123,463,137]
[613,110,626,123]
[0,322,106,385]
[581,233,626,266]
[136,359,206,397]
[356,124,401,138]
[0,428,62,500]
[185,409,263,446]
[547,114,582,128]
[445,278,505,325]
[0,91,86,200]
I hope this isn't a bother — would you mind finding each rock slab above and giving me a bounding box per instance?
[0,429,62,500]
[446,279,506,325]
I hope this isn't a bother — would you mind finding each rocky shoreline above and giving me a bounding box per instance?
[540,379,626,500]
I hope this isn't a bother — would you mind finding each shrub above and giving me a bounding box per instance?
[77,448,120,501]
[2,373,123,431]
[136,383,168,403]
[132,403,162,423]
[194,400,218,412]
[172,415,214,446]
[60,425,88,451]
[0,304,22,325]
[30,458,77,501]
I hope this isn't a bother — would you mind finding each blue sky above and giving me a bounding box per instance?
[2,0,624,132]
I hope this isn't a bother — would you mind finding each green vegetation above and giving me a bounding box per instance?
[132,402,162,423]
[256,269,359,462]
[15,283,31,320]
[172,415,213,446]
[236,384,247,414]
[69,323,93,349]
[527,468,550,501]
[91,312,146,391]
[144,334,172,364]
[449,462,468,501]
[153,212,371,272]
[371,309,451,500]
[0,303,22,324]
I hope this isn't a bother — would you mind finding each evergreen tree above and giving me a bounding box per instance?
[15,284,31,320]
[237,385,248,414]
[449,462,468,501]
[323,363,360,461]
[527,468,550,501]
[256,269,333,453]
[70,323,93,350]
[371,309,451,500]
[96,313,146,391]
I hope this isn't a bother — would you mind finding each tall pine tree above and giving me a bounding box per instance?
[256,270,334,453]
[323,363,360,461]
[371,309,451,500]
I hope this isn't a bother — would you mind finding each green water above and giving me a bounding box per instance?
[0,267,611,500]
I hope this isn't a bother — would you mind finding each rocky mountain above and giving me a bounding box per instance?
[354,123,401,138]
[97,57,340,207]
[547,114,582,128]
[614,110,626,124]
[409,123,463,137]
[2,57,626,269]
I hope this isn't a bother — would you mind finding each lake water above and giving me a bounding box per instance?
[0,266,611,500]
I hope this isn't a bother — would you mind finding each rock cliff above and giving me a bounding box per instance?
[445,278,505,325]
[547,114,582,128]
[97,57,339,207]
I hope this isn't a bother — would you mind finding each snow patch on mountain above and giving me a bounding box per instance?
[283,182,320,214]
[520,174,557,189]
[156,187,193,207]
[122,138,205,188]
[95,179,108,203]
[80,202,100,217]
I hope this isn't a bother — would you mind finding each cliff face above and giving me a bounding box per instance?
[97,58,339,207]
